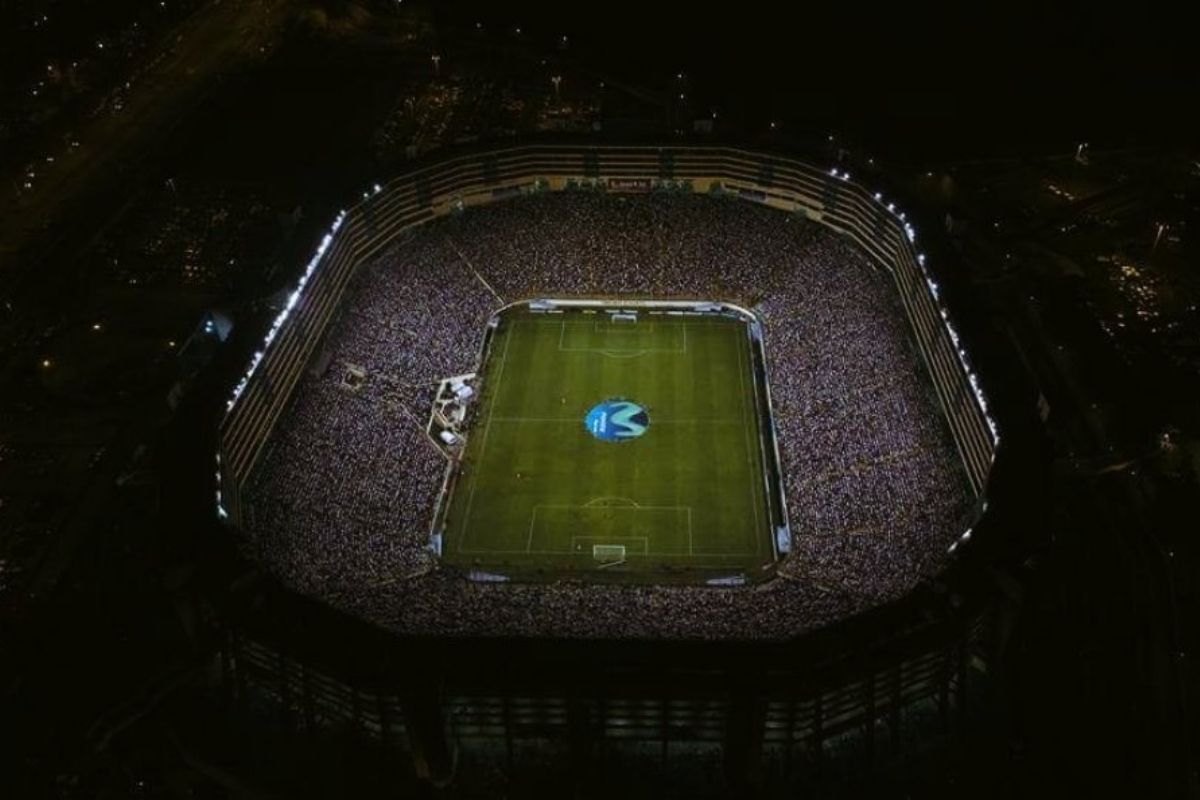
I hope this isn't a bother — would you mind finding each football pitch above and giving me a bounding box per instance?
[441,308,777,582]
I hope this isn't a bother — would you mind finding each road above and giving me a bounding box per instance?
[1,0,293,293]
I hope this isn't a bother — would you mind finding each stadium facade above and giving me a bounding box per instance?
[212,144,1021,788]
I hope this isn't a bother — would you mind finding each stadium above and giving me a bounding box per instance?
[214,144,1019,783]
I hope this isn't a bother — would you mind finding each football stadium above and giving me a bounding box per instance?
[214,144,1018,780]
[220,146,999,634]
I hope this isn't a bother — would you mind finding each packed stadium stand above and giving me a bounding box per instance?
[218,145,999,642]
[245,192,975,639]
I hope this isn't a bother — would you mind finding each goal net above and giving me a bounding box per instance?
[592,544,627,563]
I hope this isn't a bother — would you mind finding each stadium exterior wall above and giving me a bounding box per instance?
[217,144,999,549]
[219,604,991,785]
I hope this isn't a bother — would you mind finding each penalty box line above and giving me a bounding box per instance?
[555,319,688,356]
[489,416,744,424]
[526,503,694,555]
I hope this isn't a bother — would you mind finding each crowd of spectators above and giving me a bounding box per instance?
[247,191,975,640]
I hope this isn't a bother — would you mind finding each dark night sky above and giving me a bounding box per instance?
[437,1,1197,157]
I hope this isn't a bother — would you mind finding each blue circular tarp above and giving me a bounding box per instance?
[584,399,650,442]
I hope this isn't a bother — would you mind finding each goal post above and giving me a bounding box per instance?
[592,544,627,563]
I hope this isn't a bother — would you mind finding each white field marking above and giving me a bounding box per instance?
[555,318,686,356]
[490,416,744,424]
[523,505,546,553]
[592,320,658,334]
[582,496,641,508]
[520,319,729,328]
[557,345,684,357]
[541,319,685,333]
[525,503,692,554]
[456,324,515,552]
[734,325,765,558]
[457,547,751,557]
[595,350,654,359]
[531,502,691,511]
[687,506,694,555]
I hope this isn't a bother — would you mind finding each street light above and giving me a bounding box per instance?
[431,53,441,76]
[551,75,562,100]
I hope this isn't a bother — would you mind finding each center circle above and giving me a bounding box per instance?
[584,399,650,442]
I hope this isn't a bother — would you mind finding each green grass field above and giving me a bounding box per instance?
[441,309,776,582]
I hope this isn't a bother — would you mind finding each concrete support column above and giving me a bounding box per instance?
[723,686,765,793]
[401,690,453,786]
